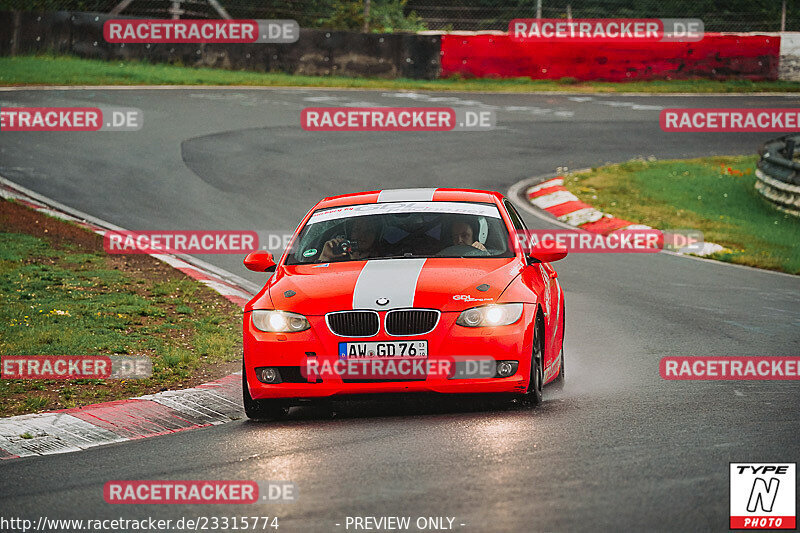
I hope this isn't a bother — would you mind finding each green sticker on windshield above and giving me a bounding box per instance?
[303,248,317,257]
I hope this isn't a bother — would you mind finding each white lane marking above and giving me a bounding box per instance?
[352,259,426,310]
[381,92,489,107]
[341,101,382,107]
[381,92,429,100]
[152,253,193,269]
[597,101,632,107]
[303,95,346,102]
[377,188,436,202]
[199,280,253,299]
[422,96,464,103]
[378,92,574,116]
[567,95,664,111]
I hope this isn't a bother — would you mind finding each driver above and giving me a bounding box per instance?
[450,218,487,252]
[318,216,380,262]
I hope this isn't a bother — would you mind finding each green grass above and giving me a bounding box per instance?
[2,55,799,93]
[563,156,800,274]
[23,396,51,412]
[0,207,243,416]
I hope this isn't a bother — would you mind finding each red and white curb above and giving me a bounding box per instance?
[0,176,258,460]
[521,175,725,256]
[0,374,243,459]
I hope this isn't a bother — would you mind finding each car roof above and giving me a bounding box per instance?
[316,188,505,209]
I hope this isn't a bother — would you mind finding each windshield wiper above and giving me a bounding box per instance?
[368,254,419,260]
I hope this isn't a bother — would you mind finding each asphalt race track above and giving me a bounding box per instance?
[0,88,799,532]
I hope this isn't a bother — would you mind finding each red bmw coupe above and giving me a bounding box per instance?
[242,188,566,419]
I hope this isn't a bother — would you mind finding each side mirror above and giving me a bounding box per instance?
[529,243,568,264]
[244,250,277,272]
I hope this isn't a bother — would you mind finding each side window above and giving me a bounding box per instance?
[503,200,527,231]
[503,199,530,255]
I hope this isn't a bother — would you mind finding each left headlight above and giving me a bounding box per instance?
[456,303,524,327]
[251,310,311,332]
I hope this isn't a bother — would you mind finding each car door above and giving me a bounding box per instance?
[504,200,561,365]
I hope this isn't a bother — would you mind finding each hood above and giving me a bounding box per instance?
[266,258,522,315]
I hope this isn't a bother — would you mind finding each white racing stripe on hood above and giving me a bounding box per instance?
[377,188,436,202]
[352,259,426,310]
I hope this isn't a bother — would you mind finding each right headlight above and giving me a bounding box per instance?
[251,310,310,332]
[455,303,523,327]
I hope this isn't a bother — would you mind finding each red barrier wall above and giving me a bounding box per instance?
[440,33,780,81]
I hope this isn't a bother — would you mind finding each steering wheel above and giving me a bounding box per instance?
[436,244,490,257]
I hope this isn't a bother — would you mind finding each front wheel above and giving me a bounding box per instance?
[550,348,565,391]
[526,319,544,407]
[242,363,290,421]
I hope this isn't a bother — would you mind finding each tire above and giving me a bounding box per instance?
[242,362,290,421]
[551,349,565,391]
[526,317,545,407]
[551,308,565,391]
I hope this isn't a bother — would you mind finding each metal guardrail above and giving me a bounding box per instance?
[756,134,800,217]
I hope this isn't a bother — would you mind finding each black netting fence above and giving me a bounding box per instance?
[0,0,796,32]
[406,0,797,32]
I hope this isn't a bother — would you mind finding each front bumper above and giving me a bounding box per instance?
[243,305,535,400]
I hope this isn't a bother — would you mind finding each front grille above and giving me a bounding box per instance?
[276,367,314,383]
[385,309,439,336]
[342,378,426,383]
[326,311,380,337]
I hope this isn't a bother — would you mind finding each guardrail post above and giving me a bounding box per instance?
[10,10,20,56]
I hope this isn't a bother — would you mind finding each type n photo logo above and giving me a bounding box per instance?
[730,463,796,530]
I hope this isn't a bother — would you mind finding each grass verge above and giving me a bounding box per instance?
[1,55,799,93]
[0,198,243,417]
[563,156,800,274]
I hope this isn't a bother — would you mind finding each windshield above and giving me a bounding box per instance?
[285,201,514,264]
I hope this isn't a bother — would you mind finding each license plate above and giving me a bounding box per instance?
[339,341,428,360]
